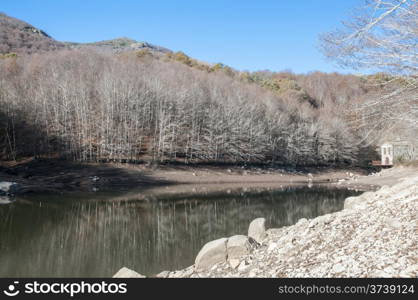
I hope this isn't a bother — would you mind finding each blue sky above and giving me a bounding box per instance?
[1,0,364,73]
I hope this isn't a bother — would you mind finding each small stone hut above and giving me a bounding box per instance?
[380,140,415,166]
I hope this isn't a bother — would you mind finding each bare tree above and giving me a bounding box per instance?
[0,50,360,165]
[321,0,418,142]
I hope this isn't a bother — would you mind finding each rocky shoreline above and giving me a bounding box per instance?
[114,169,418,278]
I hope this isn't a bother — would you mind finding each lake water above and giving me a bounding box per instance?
[0,186,360,277]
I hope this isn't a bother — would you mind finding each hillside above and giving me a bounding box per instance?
[0,13,413,167]
[0,12,66,54]
[0,13,170,56]
[65,37,171,55]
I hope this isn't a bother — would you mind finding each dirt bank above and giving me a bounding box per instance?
[0,158,171,195]
[0,157,375,197]
[1,157,416,199]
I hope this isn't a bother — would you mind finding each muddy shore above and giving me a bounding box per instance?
[1,158,416,203]
[0,157,382,198]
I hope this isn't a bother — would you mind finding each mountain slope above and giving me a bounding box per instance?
[65,37,171,55]
[0,13,170,56]
[0,12,66,54]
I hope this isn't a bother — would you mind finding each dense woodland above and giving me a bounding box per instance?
[0,0,416,166]
[0,50,370,165]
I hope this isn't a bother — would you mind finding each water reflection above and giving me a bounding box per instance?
[0,186,360,277]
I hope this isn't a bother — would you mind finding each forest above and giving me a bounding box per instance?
[0,49,376,166]
[0,0,416,167]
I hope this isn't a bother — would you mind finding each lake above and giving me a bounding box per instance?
[0,186,360,277]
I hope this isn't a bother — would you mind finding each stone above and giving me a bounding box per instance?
[229,259,240,269]
[315,214,334,225]
[0,181,17,195]
[195,238,228,270]
[308,220,317,228]
[227,235,251,259]
[332,263,345,273]
[267,242,277,252]
[155,270,170,278]
[360,191,376,200]
[180,267,194,278]
[372,269,392,278]
[399,265,418,277]
[0,182,19,203]
[90,176,100,182]
[384,217,403,229]
[248,218,266,243]
[0,196,12,204]
[112,267,145,278]
[344,196,366,210]
[248,270,257,277]
[237,261,250,272]
[296,218,308,226]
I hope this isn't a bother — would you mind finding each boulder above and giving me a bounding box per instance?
[0,196,12,204]
[296,218,308,226]
[344,196,367,210]
[0,181,16,195]
[248,218,266,243]
[314,213,334,225]
[195,238,228,270]
[112,267,145,278]
[229,259,240,269]
[237,260,250,272]
[178,267,194,278]
[155,270,170,278]
[0,181,22,197]
[226,235,251,259]
[267,242,278,252]
[359,191,376,200]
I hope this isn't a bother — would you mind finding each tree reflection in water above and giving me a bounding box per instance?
[0,186,360,277]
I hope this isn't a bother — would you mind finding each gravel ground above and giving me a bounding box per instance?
[165,173,418,278]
